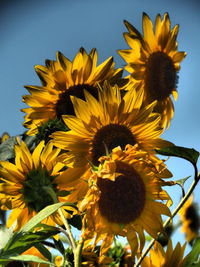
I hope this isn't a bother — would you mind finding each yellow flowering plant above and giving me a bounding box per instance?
[0,12,199,267]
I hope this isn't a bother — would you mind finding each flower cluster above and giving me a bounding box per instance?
[0,12,199,267]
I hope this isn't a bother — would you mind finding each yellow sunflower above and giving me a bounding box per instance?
[78,146,171,263]
[178,195,199,243]
[0,140,78,231]
[51,82,173,170]
[141,240,187,267]
[22,47,122,136]
[118,13,186,128]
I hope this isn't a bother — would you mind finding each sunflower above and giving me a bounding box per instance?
[141,240,187,267]
[118,13,186,128]
[0,140,78,231]
[78,146,171,263]
[178,195,199,243]
[22,47,122,136]
[51,82,173,170]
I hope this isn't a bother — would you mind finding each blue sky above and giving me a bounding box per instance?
[1,0,200,255]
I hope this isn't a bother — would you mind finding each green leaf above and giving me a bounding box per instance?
[0,226,14,249]
[0,202,76,257]
[183,238,200,267]
[0,136,16,161]
[0,255,55,266]
[1,226,59,256]
[20,202,76,233]
[34,243,52,262]
[155,146,200,166]
[68,215,82,230]
[53,237,65,255]
[175,176,191,187]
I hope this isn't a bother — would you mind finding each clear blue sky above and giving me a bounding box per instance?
[1,0,200,255]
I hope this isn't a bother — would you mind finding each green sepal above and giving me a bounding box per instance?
[35,118,68,145]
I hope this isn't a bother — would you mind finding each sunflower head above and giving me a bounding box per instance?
[51,81,173,169]
[141,240,187,267]
[22,47,123,136]
[0,140,75,230]
[118,13,186,128]
[178,195,200,243]
[79,145,171,262]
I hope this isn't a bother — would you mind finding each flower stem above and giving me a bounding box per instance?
[74,238,84,267]
[135,171,200,267]
[43,186,76,251]
[57,207,76,251]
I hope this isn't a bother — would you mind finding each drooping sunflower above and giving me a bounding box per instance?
[0,140,78,231]
[51,82,173,170]
[78,146,171,262]
[118,13,186,128]
[178,195,199,243]
[141,240,187,267]
[22,47,122,136]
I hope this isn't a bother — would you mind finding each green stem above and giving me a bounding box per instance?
[74,238,84,267]
[44,186,76,252]
[135,172,200,267]
[57,207,76,251]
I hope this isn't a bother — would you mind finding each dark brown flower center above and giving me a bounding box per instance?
[91,124,136,165]
[145,51,177,101]
[97,161,145,224]
[56,84,98,117]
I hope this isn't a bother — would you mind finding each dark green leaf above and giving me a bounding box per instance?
[34,243,52,262]
[183,238,200,267]
[155,146,200,166]
[53,237,65,255]
[36,223,60,232]
[0,137,16,161]
[1,224,59,256]
[68,215,82,230]
[1,229,59,256]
